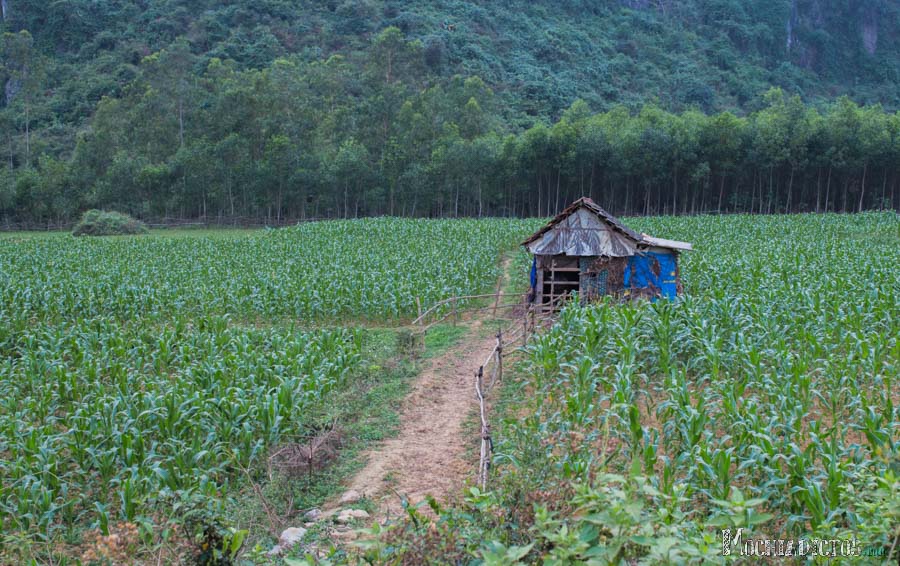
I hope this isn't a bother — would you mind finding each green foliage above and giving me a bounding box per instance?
[1,2,900,223]
[0,218,533,560]
[11,0,897,126]
[71,209,148,236]
[370,212,900,563]
[0,317,362,542]
[829,466,900,557]
[7,217,533,321]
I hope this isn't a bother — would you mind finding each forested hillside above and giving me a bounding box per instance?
[2,0,900,224]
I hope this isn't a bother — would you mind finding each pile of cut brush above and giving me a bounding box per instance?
[268,423,344,484]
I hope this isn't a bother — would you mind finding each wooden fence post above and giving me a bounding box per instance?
[530,304,535,334]
[496,329,503,383]
[476,365,487,488]
[452,297,458,326]
[523,306,529,347]
[416,296,422,326]
[307,436,314,489]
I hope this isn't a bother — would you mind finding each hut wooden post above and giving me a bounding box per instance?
[535,266,545,315]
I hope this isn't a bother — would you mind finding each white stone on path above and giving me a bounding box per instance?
[339,489,361,504]
[336,508,370,524]
[267,526,308,555]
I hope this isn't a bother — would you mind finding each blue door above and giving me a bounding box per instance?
[624,252,678,300]
[654,252,678,299]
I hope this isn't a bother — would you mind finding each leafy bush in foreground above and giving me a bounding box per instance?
[72,209,148,236]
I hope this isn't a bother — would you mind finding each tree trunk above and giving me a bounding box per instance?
[478,180,483,217]
[824,166,832,212]
[178,97,185,147]
[815,168,821,212]
[300,186,306,220]
[644,181,650,215]
[672,167,677,213]
[228,178,235,217]
[717,174,725,213]
[554,168,561,213]
[748,172,754,213]
[277,183,282,222]
[589,162,595,200]
[785,167,794,213]
[24,101,30,166]
[858,162,867,212]
[579,163,584,196]
[546,172,553,216]
[841,179,848,212]
[891,176,896,210]
[625,176,631,215]
[389,182,396,217]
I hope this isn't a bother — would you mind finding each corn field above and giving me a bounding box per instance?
[0,218,534,551]
[0,317,363,540]
[2,213,897,560]
[0,218,534,323]
[521,212,899,543]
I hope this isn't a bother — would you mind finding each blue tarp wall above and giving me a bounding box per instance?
[624,251,678,300]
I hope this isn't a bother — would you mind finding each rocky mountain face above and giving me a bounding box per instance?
[784,0,893,71]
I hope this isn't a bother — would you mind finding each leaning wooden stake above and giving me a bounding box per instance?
[523,307,529,347]
[475,365,491,490]
[530,305,535,334]
[307,436,313,489]
[496,329,503,384]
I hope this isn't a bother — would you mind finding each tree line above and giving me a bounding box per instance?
[2,27,899,225]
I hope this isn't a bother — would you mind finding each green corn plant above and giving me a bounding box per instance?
[707,487,773,531]
[3,213,900,557]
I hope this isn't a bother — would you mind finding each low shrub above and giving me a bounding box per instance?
[72,209,148,236]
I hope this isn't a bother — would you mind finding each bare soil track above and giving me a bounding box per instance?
[330,321,496,522]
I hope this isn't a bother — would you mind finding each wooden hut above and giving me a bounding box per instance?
[523,197,692,310]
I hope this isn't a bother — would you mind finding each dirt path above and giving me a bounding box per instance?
[315,255,517,537]
[328,322,496,522]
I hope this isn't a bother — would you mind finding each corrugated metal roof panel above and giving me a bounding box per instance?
[526,207,637,256]
[521,197,642,247]
[522,197,693,255]
[640,235,693,251]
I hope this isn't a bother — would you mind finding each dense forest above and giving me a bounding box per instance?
[2,1,900,224]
